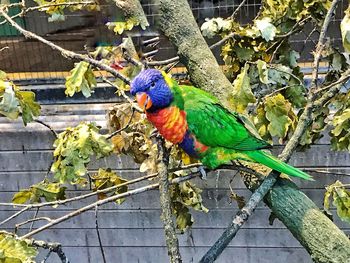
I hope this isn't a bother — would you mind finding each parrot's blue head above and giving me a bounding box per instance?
[130,69,173,111]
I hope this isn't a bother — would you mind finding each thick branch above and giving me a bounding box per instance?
[158,0,233,109]
[157,139,182,263]
[114,0,149,29]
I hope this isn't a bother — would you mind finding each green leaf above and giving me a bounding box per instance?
[253,105,271,141]
[341,7,350,53]
[51,122,113,184]
[333,187,350,223]
[256,60,269,84]
[331,109,350,151]
[91,168,128,204]
[0,79,40,125]
[324,180,350,224]
[0,86,19,120]
[0,232,38,263]
[231,64,255,113]
[17,91,41,125]
[12,191,32,204]
[65,61,96,98]
[201,18,232,38]
[233,46,254,62]
[12,180,66,204]
[255,17,277,41]
[264,94,296,139]
[284,85,307,108]
[170,180,208,233]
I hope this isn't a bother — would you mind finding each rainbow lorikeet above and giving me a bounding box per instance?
[130,69,312,180]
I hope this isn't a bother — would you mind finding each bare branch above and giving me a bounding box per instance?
[0,207,30,227]
[230,0,247,19]
[21,171,200,239]
[26,239,70,263]
[34,119,58,138]
[16,217,53,232]
[25,1,96,12]
[157,139,182,263]
[95,206,106,263]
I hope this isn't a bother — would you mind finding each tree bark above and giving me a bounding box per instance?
[114,0,149,29]
[157,140,182,263]
[158,0,233,109]
[266,179,350,263]
[156,0,350,262]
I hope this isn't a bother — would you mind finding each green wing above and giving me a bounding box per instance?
[177,85,270,151]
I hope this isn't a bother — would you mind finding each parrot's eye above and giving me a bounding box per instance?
[149,82,156,90]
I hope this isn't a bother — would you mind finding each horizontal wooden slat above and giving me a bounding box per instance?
[0,188,340,211]
[1,208,348,230]
[12,228,324,248]
[34,247,313,263]
[0,168,348,192]
[0,145,348,173]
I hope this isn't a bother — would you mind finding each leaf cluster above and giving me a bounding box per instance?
[51,122,113,184]
[65,61,97,98]
[12,179,66,204]
[91,168,128,204]
[170,180,208,233]
[0,71,40,125]
[0,231,37,263]
[324,180,350,224]
[107,103,158,174]
[33,0,100,22]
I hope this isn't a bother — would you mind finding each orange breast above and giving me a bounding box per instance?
[146,107,188,144]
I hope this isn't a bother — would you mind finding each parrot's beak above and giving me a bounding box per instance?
[136,92,152,111]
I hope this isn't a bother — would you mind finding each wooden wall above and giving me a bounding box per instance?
[0,83,349,263]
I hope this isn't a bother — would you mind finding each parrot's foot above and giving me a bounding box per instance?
[198,166,207,180]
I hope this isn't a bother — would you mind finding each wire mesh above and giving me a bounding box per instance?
[0,0,347,81]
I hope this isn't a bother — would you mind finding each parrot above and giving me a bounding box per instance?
[130,69,312,180]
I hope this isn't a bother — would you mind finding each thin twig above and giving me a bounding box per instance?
[29,207,40,232]
[230,0,247,19]
[27,239,70,263]
[25,1,97,13]
[0,206,30,227]
[0,164,202,209]
[21,171,200,238]
[95,206,107,263]
[147,56,180,67]
[34,119,58,138]
[106,108,135,140]
[16,217,53,231]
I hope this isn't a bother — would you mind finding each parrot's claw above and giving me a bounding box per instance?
[198,166,207,180]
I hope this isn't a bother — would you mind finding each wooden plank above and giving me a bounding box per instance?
[0,167,348,192]
[0,189,341,210]
[0,151,139,172]
[1,208,348,230]
[34,247,313,263]
[0,145,348,173]
[13,228,331,248]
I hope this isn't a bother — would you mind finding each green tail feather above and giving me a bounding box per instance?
[246,151,313,181]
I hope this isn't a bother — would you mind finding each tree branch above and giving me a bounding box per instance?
[199,0,349,262]
[158,0,234,109]
[157,139,182,263]
[0,8,130,84]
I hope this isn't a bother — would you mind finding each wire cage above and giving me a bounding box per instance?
[0,0,347,81]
